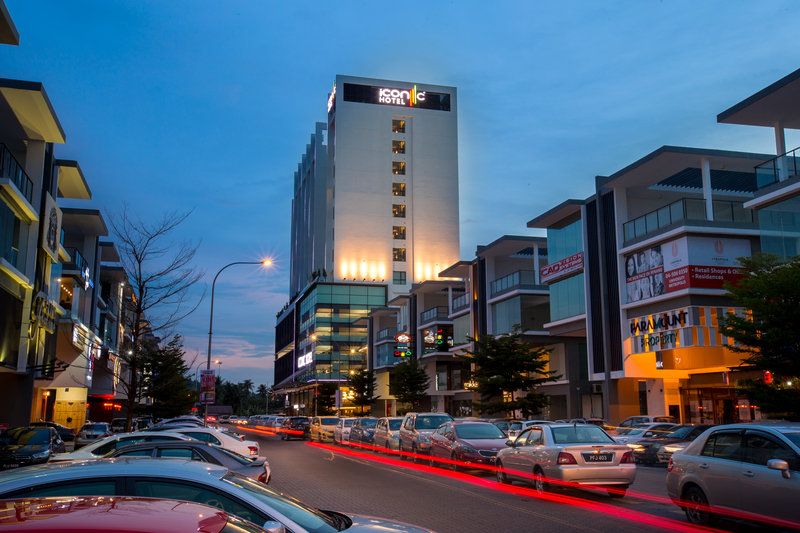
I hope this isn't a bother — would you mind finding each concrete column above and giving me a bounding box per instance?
[701,158,713,221]
[775,121,787,181]
[533,243,540,285]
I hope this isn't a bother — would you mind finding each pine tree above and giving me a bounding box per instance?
[390,357,430,412]
[140,335,197,419]
[719,254,800,420]
[466,326,559,417]
[348,369,377,415]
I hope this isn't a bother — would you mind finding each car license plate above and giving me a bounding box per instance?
[1,464,19,469]
[583,453,613,462]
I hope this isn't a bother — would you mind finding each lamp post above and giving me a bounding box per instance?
[205,259,272,426]
[214,359,222,380]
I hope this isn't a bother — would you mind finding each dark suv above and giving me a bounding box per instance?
[399,412,453,460]
[280,417,310,441]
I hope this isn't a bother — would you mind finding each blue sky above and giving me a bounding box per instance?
[3,1,799,387]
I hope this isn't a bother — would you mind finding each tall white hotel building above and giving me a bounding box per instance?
[273,75,460,409]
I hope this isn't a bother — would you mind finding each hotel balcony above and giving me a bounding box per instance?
[622,197,755,246]
[63,247,89,276]
[0,143,37,226]
[376,326,397,341]
[754,147,800,189]
[489,269,547,299]
[419,306,450,327]
[451,292,470,313]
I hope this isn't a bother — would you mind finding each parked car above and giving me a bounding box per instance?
[0,427,65,470]
[0,496,275,533]
[398,412,454,460]
[374,417,403,450]
[29,421,74,442]
[486,419,522,436]
[507,420,553,442]
[270,416,285,431]
[496,423,636,497]
[428,420,508,470]
[349,418,379,445]
[152,426,259,456]
[110,417,127,433]
[0,459,436,533]
[629,424,714,465]
[334,418,356,443]
[613,423,678,445]
[105,440,271,484]
[309,417,340,442]
[50,431,194,461]
[74,422,112,448]
[280,417,310,440]
[666,422,800,527]
[618,415,677,429]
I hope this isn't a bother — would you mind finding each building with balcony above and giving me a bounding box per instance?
[530,146,772,425]
[275,76,460,411]
[718,66,800,259]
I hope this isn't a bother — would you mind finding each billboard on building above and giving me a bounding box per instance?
[541,251,583,283]
[625,236,750,304]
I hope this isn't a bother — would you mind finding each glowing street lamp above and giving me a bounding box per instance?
[204,259,272,425]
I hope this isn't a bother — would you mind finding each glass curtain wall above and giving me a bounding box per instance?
[546,219,586,322]
[757,195,800,258]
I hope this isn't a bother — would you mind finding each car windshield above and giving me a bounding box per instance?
[360,419,378,428]
[551,426,615,444]
[388,420,402,430]
[781,432,800,447]
[665,426,693,439]
[321,418,339,425]
[81,424,108,432]
[621,428,644,436]
[222,472,338,532]
[416,416,452,430]
[509,422,522,430]
[0,428,50,445]
[455,423,506,439]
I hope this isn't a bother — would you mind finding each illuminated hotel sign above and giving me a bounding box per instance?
[297,352,313,368]
[342,82,451,111]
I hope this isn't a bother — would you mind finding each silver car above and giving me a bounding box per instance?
[0,459,434,533]
[666,422,800,527]
[334,418,355,443]
[74,422,112,448]
[374,417,403,450]
[496,423,636,497]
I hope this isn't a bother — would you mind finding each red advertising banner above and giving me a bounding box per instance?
[199,369,215,404]
[664,265,745,292]
[541,252,583,283]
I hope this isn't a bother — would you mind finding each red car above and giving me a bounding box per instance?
[0,496,270,532]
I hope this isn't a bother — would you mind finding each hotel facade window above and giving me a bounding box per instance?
[393,270,406,285]
[392,226,406,239]
[392,182,405,196]
[392,119,405,133]
[392,161,405,175]
[393,248,406,261]
[392,204,406,218]
[392,140,406,154]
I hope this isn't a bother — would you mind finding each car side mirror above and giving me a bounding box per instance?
[767,459,791,479]
[262,520,286,533]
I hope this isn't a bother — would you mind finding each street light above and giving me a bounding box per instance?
[214,359,222,380]
[204,259,272,425]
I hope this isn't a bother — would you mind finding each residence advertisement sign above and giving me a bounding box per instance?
[625,236,750,304]
[540,252,583,283]
[199,369,215,404]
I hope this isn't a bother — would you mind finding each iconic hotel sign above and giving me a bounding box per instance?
[342,82,451,111]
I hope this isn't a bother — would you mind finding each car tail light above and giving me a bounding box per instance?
[257,471,268,484]
[667,457,674,472]
[557,452,577,465]
[621,451,635,464]
[248,445,258,455]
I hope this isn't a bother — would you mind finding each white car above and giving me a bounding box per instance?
[334,418,356,443]
[51,432,194,461]
[613,423,678,445]
[164,426,260,456]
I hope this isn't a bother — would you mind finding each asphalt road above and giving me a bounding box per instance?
[227,425,792,533]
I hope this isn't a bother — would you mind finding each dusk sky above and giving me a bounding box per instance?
[3,1,799,387]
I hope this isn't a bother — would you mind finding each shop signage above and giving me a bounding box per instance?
[540,252,583,283]
[40,193,62,262]
[625,236,749,304]
[30,291,58,334]
[395,333,411,343]
[630,309,688,336]
[297,352,313,368]
[327,82,336,113]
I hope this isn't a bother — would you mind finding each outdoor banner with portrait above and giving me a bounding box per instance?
[624,236,751,304]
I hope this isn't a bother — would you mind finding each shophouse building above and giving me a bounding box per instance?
[530,146,773,425]
[274,76,460,412]
[717,66,800,258]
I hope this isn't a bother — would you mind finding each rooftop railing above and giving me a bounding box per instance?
[0,143,33,204]
[489,270,547,297]
[622,198,753,243]
[420,306,449,324]
[755,147,800,189]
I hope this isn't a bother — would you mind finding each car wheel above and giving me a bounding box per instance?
[428,452,436,467]
[533,467,548,494]
[450,452,459,472]
[608,485,628,498]
[683,486,715,526]
[496,460,510,484]
[411,445,419,463]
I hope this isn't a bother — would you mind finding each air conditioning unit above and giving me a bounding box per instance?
[591,383,603,394]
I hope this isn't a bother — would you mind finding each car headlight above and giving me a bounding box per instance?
[662,444,686,454]
[628,444,644,452]
[458,444,478,455]
[32,451,51,460]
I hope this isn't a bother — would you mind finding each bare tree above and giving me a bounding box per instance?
[108,205,204,431]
